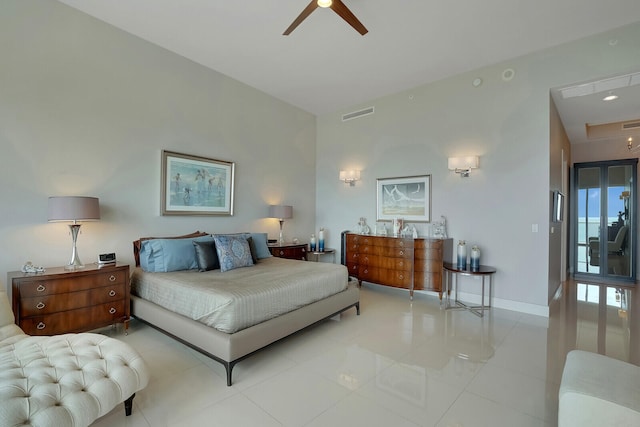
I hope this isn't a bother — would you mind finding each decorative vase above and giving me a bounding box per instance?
[457,240,467,269]
[392,218,401,236]
[318,228,325,252]
[471,245,480,270]
[310,234,316,251]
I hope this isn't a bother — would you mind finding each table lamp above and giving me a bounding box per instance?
[268,205,293,245]
[48,196,100,269]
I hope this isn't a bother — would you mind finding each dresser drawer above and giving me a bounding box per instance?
[269,244,307,260]
[414,258,443,273]
[414,271,443,291]
[360,254,411,271]
[20,284,126,316]
[17,270,127,297]
[358,265,380,282]
[346,262,359,276]
[379,269,412,287]
[20,300,127,336]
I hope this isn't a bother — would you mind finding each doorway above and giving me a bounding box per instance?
[574,159,636,282]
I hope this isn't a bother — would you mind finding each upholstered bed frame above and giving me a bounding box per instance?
[131,232,360,386]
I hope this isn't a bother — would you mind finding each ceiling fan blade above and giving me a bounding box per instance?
[330,0,368,35]
[283,0,319,35]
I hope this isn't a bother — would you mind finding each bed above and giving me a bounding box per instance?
[130,232,360,386]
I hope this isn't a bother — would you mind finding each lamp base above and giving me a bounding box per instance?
[279,220,285,245]
[65,224,84,270]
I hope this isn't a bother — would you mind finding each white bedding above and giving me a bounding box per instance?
[130,257,349,333]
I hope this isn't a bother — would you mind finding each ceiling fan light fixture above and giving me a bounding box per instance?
[603,93,619,101]
[317,0,332,7]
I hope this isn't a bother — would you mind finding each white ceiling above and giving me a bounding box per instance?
[57,0,640,143]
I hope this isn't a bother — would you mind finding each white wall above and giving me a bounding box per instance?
[0,1,316,291]
[316,22,640,315]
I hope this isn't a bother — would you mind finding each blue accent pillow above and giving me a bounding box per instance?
[245,233,272,259]
[213,234,254,272]
[139,236,214,272]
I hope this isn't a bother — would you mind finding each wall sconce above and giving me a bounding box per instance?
[448,156,479,177]
[339,170,361,186]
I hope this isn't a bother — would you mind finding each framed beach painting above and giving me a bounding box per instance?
[161,150,235,216]
[376,175,431,222]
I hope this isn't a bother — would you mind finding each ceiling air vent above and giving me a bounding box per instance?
[342,106,374,122]
[622,121,640,130]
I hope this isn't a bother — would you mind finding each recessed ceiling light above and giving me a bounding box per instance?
[472,78,482,88]
[501,68,515,81]
[603,94,619,101]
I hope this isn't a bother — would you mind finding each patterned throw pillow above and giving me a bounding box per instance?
[212,234,254,272]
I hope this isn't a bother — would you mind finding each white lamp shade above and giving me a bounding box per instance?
[268,205,293,220]
[48,196,100,222]
[448,156,479,170]
[339,170,361,181]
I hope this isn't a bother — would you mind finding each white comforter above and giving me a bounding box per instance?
[131,257,348,333]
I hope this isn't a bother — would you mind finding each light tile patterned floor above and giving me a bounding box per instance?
[92,279,637,426]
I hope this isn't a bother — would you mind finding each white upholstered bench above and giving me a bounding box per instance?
[0,291,149,426]
[559,350,640,427]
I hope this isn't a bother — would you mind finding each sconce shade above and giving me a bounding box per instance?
[268,205,293,219]
[48,196,100,222]
[340,170,361,186]
[448,156,479,177]
[448,156,479,171]
[339,170,360,181]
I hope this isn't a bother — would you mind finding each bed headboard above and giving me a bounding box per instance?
[132,231,209,266]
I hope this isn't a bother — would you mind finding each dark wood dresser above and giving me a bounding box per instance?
[9,263,130,335]
[342,232,452,299]
[268,243,308,260]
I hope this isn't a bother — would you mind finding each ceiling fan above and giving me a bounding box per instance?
[283,0,368,36]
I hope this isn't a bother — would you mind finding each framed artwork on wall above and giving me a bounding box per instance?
[376,175,431,222]
[161,150,235,216]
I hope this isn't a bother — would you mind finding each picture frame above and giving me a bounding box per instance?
[161,150,235,216]
[376,175,431,222]
[552,190,565,222]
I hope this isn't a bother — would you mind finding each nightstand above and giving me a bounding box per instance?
[8,263,130,335]
[268,243,308,260]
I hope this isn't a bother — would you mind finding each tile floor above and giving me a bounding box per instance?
[93,279,639,427]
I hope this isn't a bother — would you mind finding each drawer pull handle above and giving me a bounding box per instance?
[399,261,404,267]
[399,274,404,279]
[109,307,117,314]
[109,275,116,282]
[36,285,46,292]
[36,302,45,310]
[279,251,284,255]
[399,241,404,247]
[399,250,404,256]
[108,290,117,297]
[37,322,46,330]
[364,269,368,274]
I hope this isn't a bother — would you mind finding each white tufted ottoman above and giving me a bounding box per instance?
[0,292,149,427]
